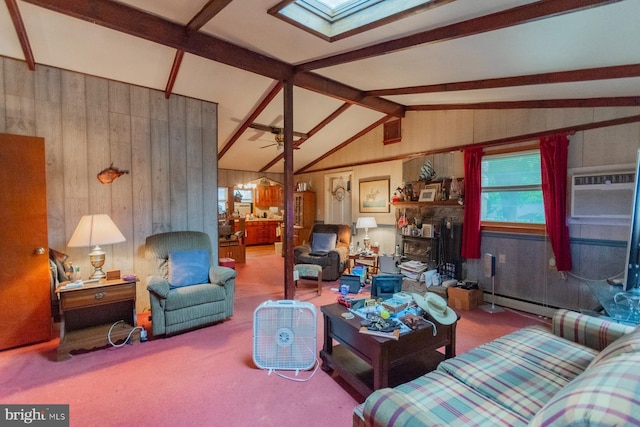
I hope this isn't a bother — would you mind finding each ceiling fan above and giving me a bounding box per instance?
[248,123,307,150]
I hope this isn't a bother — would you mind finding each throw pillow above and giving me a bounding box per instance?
[168,249,210,288]
[587,326,640,369]
[311,232,337,255]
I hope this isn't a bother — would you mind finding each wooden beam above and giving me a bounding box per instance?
[296,0,623,72]
[23,0,292,81]
[299,114,640,173]
[368,65,640,97]
[218,81,283,159]
[406,97,640,110]
[259,103,352,172]
[283,79,295,300]
[5,0,35,70]
[295,114,394,174]
[187,0,234,31]
[164,49,184,99]
[22,0,405,117]
[293,72,405,117]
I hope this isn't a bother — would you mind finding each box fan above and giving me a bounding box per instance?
[253,300,317,373]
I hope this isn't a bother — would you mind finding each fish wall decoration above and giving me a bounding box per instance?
[97,163,129,184]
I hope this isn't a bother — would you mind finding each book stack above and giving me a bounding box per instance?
[399,260,428,280]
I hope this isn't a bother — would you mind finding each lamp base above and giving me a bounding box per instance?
[480,304,504,314]
[90,267,107,280]
[363,234,371,252]
[89,245,106,280]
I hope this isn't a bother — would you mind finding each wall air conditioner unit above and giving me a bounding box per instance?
[571,170,635,219]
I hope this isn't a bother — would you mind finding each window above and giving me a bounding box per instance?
[481,149,545,228]
[269,0,441,41]
[218,187,227,215]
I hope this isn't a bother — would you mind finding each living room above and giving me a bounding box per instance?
[1,1,640,425]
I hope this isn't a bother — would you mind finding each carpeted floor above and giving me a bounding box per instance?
[0,246,550,426]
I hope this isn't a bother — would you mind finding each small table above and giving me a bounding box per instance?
[56,278,138,361]
[320,303,457,397]
[348,253,379,276]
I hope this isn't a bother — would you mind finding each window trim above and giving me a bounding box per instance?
[480,143,547,235]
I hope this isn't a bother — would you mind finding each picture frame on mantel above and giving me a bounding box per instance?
[418,187,438,202]
[359,177,390,213]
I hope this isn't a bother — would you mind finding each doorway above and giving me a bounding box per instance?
[324,172,352,226]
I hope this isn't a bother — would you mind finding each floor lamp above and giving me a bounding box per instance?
[481,253,503,313]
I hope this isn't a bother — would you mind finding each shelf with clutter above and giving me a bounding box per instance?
[391,158,465,280]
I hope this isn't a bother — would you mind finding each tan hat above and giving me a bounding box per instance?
[411,292,457,325]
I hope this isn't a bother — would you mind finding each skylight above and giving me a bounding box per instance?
[318,0,355,8]
[269,0,446,42]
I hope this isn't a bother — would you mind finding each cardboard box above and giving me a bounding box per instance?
[447,287,483,311]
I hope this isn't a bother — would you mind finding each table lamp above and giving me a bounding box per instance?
[67,214,126,279]
[356,217,377,252]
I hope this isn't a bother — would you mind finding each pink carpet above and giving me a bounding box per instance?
[0,246,549,426]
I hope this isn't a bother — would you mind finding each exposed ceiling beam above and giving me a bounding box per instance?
[22,0,405,117]
[368,65,640,97]
[219,81,283,159]
[296,114,394,174]
[406,97,640,110]
[293,72,405,117]
[259,102,352,172]
[295,0,623,72]
[166,0,233,99]
[187,0,234,31]
[164,49,184,99]
[5,0,35,70]
[22,0,291,80]
[300,114,640,173]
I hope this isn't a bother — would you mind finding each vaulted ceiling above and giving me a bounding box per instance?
[2,0,639,174]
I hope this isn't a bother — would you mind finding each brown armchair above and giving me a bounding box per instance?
[293,224,351,281]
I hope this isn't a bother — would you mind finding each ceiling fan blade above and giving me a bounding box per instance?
[248,123,273,133]
[248,131,265,141]
[260,143,276,149]
[250,122,307,138]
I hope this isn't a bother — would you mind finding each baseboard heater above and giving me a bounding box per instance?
[479,292,558,319]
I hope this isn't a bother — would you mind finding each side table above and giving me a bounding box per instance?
[348,253,379,277]
[56,278,138,361]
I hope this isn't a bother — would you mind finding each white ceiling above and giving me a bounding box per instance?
[1,0,639,173]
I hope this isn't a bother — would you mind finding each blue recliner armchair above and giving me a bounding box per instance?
[145,231,236,336]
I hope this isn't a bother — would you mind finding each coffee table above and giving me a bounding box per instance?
[320,303,457,397]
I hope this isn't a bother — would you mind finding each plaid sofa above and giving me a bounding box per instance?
[353,309,640,426]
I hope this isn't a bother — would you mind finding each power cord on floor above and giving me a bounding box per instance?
[267,358,321,382]
[107,320,146,347]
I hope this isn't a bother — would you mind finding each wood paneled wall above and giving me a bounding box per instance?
[0,57,218,312]
[303,107,640,313]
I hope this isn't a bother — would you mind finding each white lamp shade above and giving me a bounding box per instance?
[356,217,377,229]
[68,214,126,247]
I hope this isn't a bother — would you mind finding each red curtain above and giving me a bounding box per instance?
[540,134,572,271]
[462,147,483,259]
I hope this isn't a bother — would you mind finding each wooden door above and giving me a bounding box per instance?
[0,133,52,349]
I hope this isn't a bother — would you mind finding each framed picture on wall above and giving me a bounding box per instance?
[359,177,390,213]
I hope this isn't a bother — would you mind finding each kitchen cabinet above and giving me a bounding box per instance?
[245,220,282,246]
[255,185,283,208]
